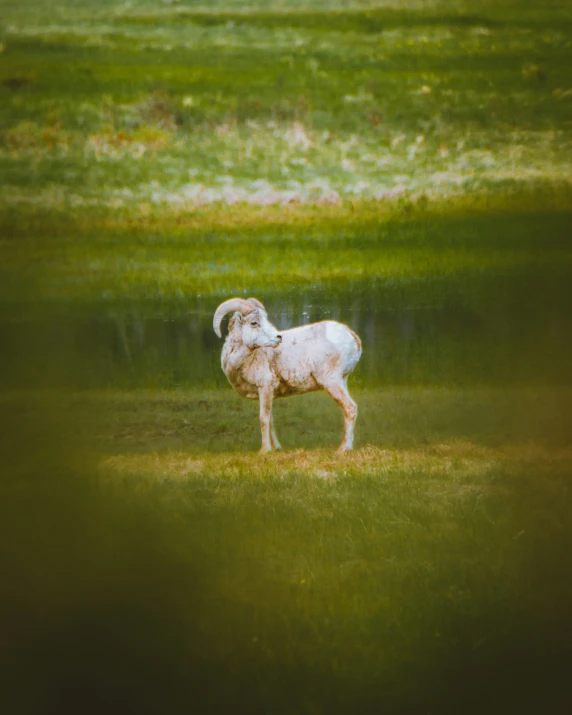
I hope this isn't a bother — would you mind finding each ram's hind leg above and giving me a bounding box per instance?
[270,411,282,451]
[322,378,358,453]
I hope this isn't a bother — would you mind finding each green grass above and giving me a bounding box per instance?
[1,0,571,212]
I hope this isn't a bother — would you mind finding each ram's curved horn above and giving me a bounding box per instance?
[247,297,266,311]
[213,298,255,338]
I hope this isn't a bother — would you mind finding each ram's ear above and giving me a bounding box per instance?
[247,298,266,312]
[228,312,243,332]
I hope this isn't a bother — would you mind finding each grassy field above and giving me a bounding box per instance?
[2,1,572,713]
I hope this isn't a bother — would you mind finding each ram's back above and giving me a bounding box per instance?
[271,321,361,397]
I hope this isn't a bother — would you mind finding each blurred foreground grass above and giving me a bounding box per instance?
[2,385,572,713]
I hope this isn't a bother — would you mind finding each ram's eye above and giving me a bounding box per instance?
[251,322,259,327]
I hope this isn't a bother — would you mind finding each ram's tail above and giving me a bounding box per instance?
[349,328,362,359]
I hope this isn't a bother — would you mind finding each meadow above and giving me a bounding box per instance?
[1,1,572,713]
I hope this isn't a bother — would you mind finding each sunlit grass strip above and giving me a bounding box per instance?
[101,442,497,485]
[101,442,571,483]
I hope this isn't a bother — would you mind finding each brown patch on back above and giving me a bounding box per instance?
[324,351,341,372]
[313,349,342,388]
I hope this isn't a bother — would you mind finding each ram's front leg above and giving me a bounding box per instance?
[258,386,275,454]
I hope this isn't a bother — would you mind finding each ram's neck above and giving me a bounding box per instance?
[222,339,274,396]
[222,337,251,373]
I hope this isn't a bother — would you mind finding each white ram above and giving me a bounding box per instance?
[213,297,362,453]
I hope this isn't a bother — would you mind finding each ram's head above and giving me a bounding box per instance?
[213,298,282,349]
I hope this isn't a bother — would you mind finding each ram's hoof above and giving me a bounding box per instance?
[335,445,353,455]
